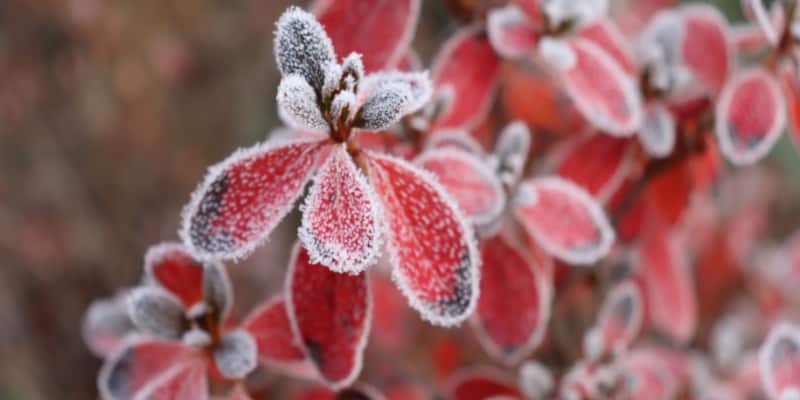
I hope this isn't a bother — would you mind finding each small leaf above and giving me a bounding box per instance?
[636,10,688,93]
[127,287,186,340]
[760,322,800,400]
[299,144,383,274]
[487,4,540,59]
[135,361,208,400]
[354,82,412,131]
[180,138,324,261]
[513,176,615,265]
[445,367,521,400]
[552,134,630,201]
[274,6,336,89]
[541,0,609,29]
[494,121,532,188]
[638,103,677,158]
[583,280,643,360]
[432,28,500,130]
[366,151,480,326]
[82,293,136,357]
[213,330,258,380]
[313,0,421,72]
[360,71,433,115]
[144,242,204,308]
[202,262,233,323]
[470,234,551,366]
[277,74,329,132]
[518,361,554,400]
[741,0,779,45]
[715,68,786,165]
[286,242,371,390]
[241,296,306,365]
[615,351,678,400]
[680,4,733,95]
[577,19,637,74]
[415,148,505,233]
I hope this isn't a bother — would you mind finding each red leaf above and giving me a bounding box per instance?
[241,296,306,366]
[615,351,678,400]
[181,138,324,260]
[760,322,800,400]
[370,271,412,350]
[366,152,480,326]
[471,233,551,365]
[300,144,383,274]
[432,28,501,131]
[680,5,733,95]
[552,134,630,201]
[487,4,540,59]
[577,19,637,75]
[415,148,505,232]
[715,68,786,165]
[98,338,204,400]
[513,177,615,265]
[426,130,486,156]
[144,242,204,309]
[312,0,420,72]
[554,38,643,136]
[446,367,521,400]
[583,280,643,360]
[137,361,208,400]
[644,160,692,225]
[286,242,371,389]
[637,226,697,343]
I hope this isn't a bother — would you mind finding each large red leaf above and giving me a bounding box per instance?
[181,138,325,260]
[415,148,505,233]
[551,134,630,201]
[366,152,480,326]
[286,243,371,389]
[445,367,521,400]
[513,176,615,265]
[680,5,733,95]
[312,0,420,72]
[760,322,800,400]
[299,144,383,274]
[471,233,551,366]
[144,242,204,309]
[241,297,306,366]
[716,68,786,165]
[432,28,501,131]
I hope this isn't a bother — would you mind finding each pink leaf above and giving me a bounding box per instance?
[313,0,420,72]
[180,138,324,261]
[577,19,637,75]
[760,322,800,399]
[82,293,135,358]
[432,28,501,131]
[446,367,521,400]
[638,103,677,158]
[299,144,383,274]
[583,280,643,360]
[716,68,786,165]
[98,337,204,400]
[552,38,643,136]
[415,148,505,233]
[494,121,532,188]
[680,5,733,95]
[135,361,208,400]
[487,4,540,59]
[144,242,205,308]
[471,233,551,366]
[513,176,615,265]
[285,242,371,390]
[366,152,480,326]
[551,134,630,201]
[636,226,697,343]
[615,351,678,400]
[241,296,306,365]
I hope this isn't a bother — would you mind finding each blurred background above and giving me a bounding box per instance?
[0,0,784,399]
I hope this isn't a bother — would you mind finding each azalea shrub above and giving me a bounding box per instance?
[81,0,800,399]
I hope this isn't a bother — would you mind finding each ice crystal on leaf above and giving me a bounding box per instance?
[213,330,258,379]
[127,286,185,340]
[277,74,329,132]
[760,322,800,400]
[274,6,335,90]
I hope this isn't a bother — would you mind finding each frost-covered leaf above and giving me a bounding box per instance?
[366,151,480,326]
[636,10,688,93]
[299,144,383,274]
[636,226,697,343]
[330,90,356,124]
[518,361,554,400]
[577,19,636,74]
[741,0,779,45]
[354,82,412,131]
[583,280,643,360]
[680,5,733,95]
[286,243,371,389]
[760,322,800,400]
[426,130,485,156]
[241,297,306,365]
[133,361,208,400]
[615,351,677,400]
[715,68,786,165]
[202,262,233,323]
[471,234,551,366]
[638,103,677,158]
[552,134,629,200]
[213,330,258,380]
[341,52,365,86]
[83,293,136,357]
[445,367,521,400]
[274,6,335,89]
[487,4,540,59]
[98,337,202,400]
[542,0,609,29]
[553,38,643,136]
[180,138,324,261]
[313,0,420,72]
[127,287,186,340]
[415,148,505,233]
[513,176,615,265]
[537,37,577,71]
[277,75,328,132]
[360,71,433,115]
[144,243,204,308]
[432,28,500,130]
[494,121,531,188]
